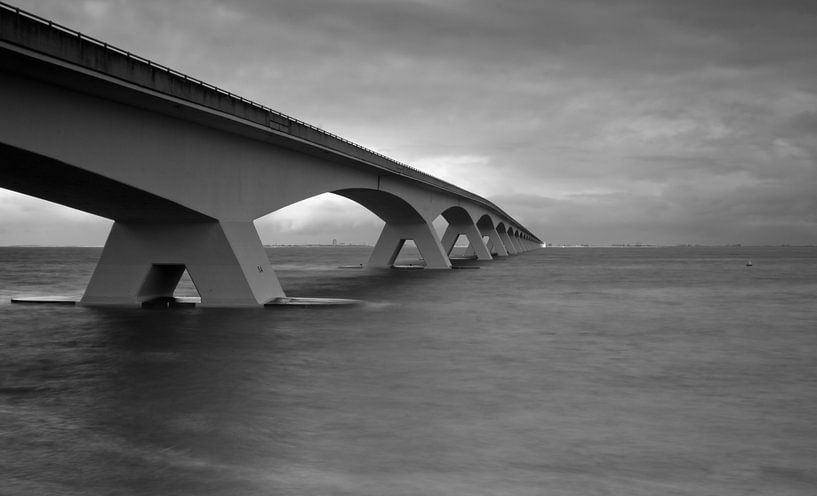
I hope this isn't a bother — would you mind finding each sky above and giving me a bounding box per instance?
[2,0,816,246]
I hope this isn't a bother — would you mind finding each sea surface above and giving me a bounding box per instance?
[1,245,815,495]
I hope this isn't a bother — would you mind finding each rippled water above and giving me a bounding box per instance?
[1,246,816,495]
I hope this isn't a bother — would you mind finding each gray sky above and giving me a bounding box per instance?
[2,0,816,246]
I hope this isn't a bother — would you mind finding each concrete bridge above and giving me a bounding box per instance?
[0,4,542,307]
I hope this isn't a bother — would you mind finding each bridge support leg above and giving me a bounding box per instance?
[482,226,508,257]
[499,231,518,255]
[513,236,524,252]
[440,225,459,255]
[81,221,284,307]
[440,223,491,260]
[368,221,451,269]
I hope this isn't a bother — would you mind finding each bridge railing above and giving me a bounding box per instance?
[0,1,539,240]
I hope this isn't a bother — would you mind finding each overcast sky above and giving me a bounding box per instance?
[2,0,816,246]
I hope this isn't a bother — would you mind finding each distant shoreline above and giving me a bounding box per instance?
[549,244,816,248]
[264,244,372,248]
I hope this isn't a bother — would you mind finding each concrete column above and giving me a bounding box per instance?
[509,234,520,254]
[368,221,452,269]
[440,222,492,260]
[482,225,508,257]
[511,236,521,253]
[440,224,460,255]
[499,230,518,255]
[81,221,284,307]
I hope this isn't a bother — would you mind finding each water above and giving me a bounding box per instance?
[1,246,816,495]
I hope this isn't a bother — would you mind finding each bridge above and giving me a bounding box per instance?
[0,4,542,307]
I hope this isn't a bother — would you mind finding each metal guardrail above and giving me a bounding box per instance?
[0,1,540,240]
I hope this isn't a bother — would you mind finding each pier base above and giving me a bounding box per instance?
[440,222,492,261]
[367,221,451,269]
[81,221,284,307]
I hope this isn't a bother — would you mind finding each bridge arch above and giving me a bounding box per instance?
[507,227,521,253]
[329,188,449,269]
[434,206,492,261]
[332,188,426,225]
[440,205,475,225]
[495,222,518,255]
[473,215,508,257]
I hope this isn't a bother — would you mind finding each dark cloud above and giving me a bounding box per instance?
[3,0,816,246]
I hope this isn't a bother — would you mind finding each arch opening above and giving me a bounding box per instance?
[136,264,201,307]
[448,234,474,259]
[334,189,447,269]
[432,206,490,261]
[476,215,495,229]
[253,188,431,246]
[391,239,425,267]
[253,188,448,269]
[253,192,384,247]
[334,188,427,225]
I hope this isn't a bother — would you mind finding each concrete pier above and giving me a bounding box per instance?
[81,222,284,307]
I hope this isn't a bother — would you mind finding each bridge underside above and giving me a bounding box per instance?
[0,143,212,222]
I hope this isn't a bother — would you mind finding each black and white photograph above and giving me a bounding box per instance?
[1,1,815,494]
